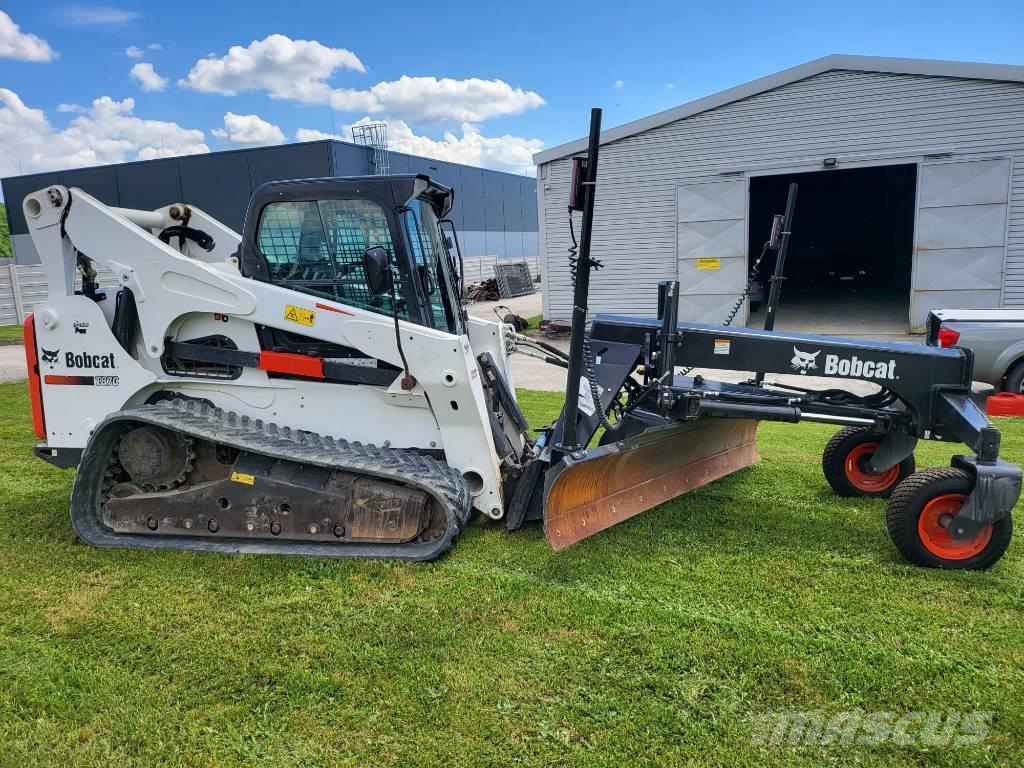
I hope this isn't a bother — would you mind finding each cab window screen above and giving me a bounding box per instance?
[257,199,407,320]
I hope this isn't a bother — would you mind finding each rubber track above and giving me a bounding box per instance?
[71,398,472,561]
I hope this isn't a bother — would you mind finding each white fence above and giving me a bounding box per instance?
[0,263,121,326]
[0,257,540,326]
[461,255,540,285]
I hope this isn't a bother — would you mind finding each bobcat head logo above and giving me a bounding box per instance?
[41,348,60,369]
[790,346,820,374]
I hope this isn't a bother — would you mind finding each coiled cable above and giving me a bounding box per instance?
[567,211,616,432]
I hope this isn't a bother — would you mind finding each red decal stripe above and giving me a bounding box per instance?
[258,350,325,379]
[23,314,46,438]
[44,375,95,385]
[315,302,354,316]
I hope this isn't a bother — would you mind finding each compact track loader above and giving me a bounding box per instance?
[22,110,1021,569]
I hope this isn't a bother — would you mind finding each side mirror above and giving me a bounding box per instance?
[362,246,393,295]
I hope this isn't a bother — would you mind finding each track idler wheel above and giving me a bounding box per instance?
[116,426,195,491]
[822,426,914,498]
[885,468,1012,570]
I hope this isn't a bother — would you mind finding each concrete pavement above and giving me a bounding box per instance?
[0,345,26,383]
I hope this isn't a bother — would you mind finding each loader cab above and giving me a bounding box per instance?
[239,175,465,342]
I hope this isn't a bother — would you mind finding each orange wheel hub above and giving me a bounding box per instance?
[917,493,992,560]
[844,442,899,493]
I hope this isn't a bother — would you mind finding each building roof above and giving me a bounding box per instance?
[1,137,535,185]
[533,54,1024,165]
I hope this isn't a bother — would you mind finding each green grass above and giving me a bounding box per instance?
[0,202,10,259]
[0,323,24,343]
[1,381,1023,766]
[524,313,543,329]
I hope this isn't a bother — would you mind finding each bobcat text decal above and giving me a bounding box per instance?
[790,346,897,380]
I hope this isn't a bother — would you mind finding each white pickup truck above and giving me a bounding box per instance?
[927,309,1024,391]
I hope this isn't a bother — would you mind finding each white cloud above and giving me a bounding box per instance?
[147,42,161,51]
[613,80,624,90]
[295,128,338,142]
[125,45,143,58]
[0,10,56,61]
[0,88,208,176]
[181,35,544,125]
[63,6,140,26]
[180,34,365,101]
[130,62,168,92]
[57,103,86,113]
[294,120,540,175]
[329,76,546,123]
[212,112,285,147]
[666,82,676,89]
[343,118,540,175]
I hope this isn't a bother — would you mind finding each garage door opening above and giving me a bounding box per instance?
[747,164,917,334]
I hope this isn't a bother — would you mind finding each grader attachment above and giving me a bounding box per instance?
[543,419,759,550]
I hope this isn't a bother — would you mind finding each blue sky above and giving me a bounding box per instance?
[1,0,1022,182]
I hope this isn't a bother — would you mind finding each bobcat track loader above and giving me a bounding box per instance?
[21,110,1021,569]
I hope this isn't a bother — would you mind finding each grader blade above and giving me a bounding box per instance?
[543,418,759,550]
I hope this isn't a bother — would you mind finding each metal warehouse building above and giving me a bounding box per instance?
[535,55,1024,332]
[3,139,538,266]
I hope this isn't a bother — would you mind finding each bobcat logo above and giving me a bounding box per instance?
[41,348,60,369]
[790,346,820,374]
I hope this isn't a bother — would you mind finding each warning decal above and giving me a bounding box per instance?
[697,258,721,271]
[284,305,316,327]
[231,471,256,485]
[577,376,602,417]
[714,338,731,355]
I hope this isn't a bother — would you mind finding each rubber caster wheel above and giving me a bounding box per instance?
[886,468,1012,570]
[822,426,915,498]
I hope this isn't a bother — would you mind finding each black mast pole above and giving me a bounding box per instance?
[756,182,798,385]
[559,107,602,454]
[762,182,798,333]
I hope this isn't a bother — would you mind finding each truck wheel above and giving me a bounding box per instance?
[885,468,1012,570]
[1002,362,1024,393]
[822,426,914,498]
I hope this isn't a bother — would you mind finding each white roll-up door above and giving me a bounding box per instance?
[913,158,1010,330]
[676,179,748,323]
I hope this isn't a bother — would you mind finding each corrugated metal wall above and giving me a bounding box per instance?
[538,70,1024,325]
[3,141,538,264]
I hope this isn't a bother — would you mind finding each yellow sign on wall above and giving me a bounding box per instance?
[697,258,721,271]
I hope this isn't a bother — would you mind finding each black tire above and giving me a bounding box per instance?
[885,468,1012,570]
[822,426,915,498]
[1002,361,1024,393]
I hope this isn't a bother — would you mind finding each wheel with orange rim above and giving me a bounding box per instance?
[822,427,914,498]
[886,468,1012,570]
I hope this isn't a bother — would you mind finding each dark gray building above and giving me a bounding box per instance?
[2,139,538,265]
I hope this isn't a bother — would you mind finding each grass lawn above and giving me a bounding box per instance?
[0,323,23,343]
[1,381,1023,766]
